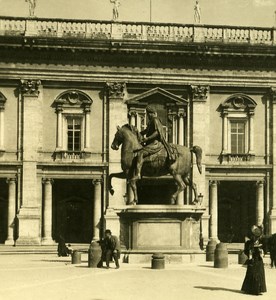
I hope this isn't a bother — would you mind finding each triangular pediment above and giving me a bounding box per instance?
[126,87,187,107]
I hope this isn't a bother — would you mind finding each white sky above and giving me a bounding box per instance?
[0,0,276,27]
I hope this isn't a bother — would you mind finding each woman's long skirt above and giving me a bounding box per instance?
[241,257,267,295]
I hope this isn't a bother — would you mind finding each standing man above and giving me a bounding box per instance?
[135,105,176,179]
[104,229,121,269]
[25,0,37,17]
[110,0,121,21]
[194,1,201,24]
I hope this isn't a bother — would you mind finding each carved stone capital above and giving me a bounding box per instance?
[92,178,102,186]
[190,85,209,102]
[84,105,91,113]
[42,178,54,185]
[106,82,126,99]
[256,180,265,187]
[20,79,41,97]
[55,105,63,113]
[209,180,219,186]
[6,177,17,185]
[269,87,276,104]
[128,109,137,117]
[177,108,186,118]
[0,92,7,111]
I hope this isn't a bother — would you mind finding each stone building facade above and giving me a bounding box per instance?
[0,17,276,252]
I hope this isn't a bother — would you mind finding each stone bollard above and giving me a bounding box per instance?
[238,250,248,265]
[71,250,81,264]
[151,253,165,269]
[214,242,228,268]
[88,241,102,268]
[206,240,217,261]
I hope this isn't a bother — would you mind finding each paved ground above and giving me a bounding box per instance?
[0,254,275,300]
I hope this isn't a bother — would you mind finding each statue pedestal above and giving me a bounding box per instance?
[118,205,205,252]
[111,22,123,40]
[25,19,38,37]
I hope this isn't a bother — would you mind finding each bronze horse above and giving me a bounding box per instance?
[109,124,202,205]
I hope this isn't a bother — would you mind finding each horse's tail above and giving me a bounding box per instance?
[191,145,202,174]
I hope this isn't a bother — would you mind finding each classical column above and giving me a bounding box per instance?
[173,115,177,144]
[42,179,54,245]
[178,110,185,146]
[177,110,185,205]
[0,95,6,150]
[55,105,63,150]
[221,112,228,154]
[129,110,137,127]
[5,178,16,245]
[256,181,264,227]
[209,181,218,241]
[248,111,255,154]
[84,106,91,150]
[92,179,102,241]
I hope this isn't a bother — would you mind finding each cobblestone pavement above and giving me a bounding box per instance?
[0,254,275,300]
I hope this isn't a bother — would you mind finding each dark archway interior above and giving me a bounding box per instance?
[218,181,256,243]
[52,179,93,243]
[0,179,8,243]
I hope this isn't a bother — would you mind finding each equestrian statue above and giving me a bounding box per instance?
[109,105,202,205]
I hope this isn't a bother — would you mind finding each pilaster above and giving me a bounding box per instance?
[269,88,276,232]
[16,79,42,245]
[106,82,128,208]
[190,85,209,203]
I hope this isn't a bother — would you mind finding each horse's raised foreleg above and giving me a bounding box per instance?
[108,172,126,195]
[128,178,138,205]
[184,176,199,204]
[171,173,186,205]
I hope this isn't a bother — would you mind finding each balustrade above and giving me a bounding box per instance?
[0,16,275,46]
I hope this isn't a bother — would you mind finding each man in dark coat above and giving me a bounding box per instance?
[104,229,121,269]
[134,105,176,179]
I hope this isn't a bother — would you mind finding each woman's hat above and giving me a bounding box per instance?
[251,225,262,237]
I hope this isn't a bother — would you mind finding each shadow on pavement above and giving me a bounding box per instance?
[194,286,242,294]
[40,259,71,263]
[197,264,214,268]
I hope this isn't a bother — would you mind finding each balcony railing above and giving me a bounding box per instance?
[220,153,255,163]
[0,16,276,46]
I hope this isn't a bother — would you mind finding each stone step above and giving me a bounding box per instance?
[0,244,90,255]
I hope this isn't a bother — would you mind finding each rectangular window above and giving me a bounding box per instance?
[230,121,245,154]
[67,117,82,151]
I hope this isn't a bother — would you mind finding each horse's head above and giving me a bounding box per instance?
[111,124,142,151]
[111,125,124,150]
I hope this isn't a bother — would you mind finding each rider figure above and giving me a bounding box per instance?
[135,105,176,179]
